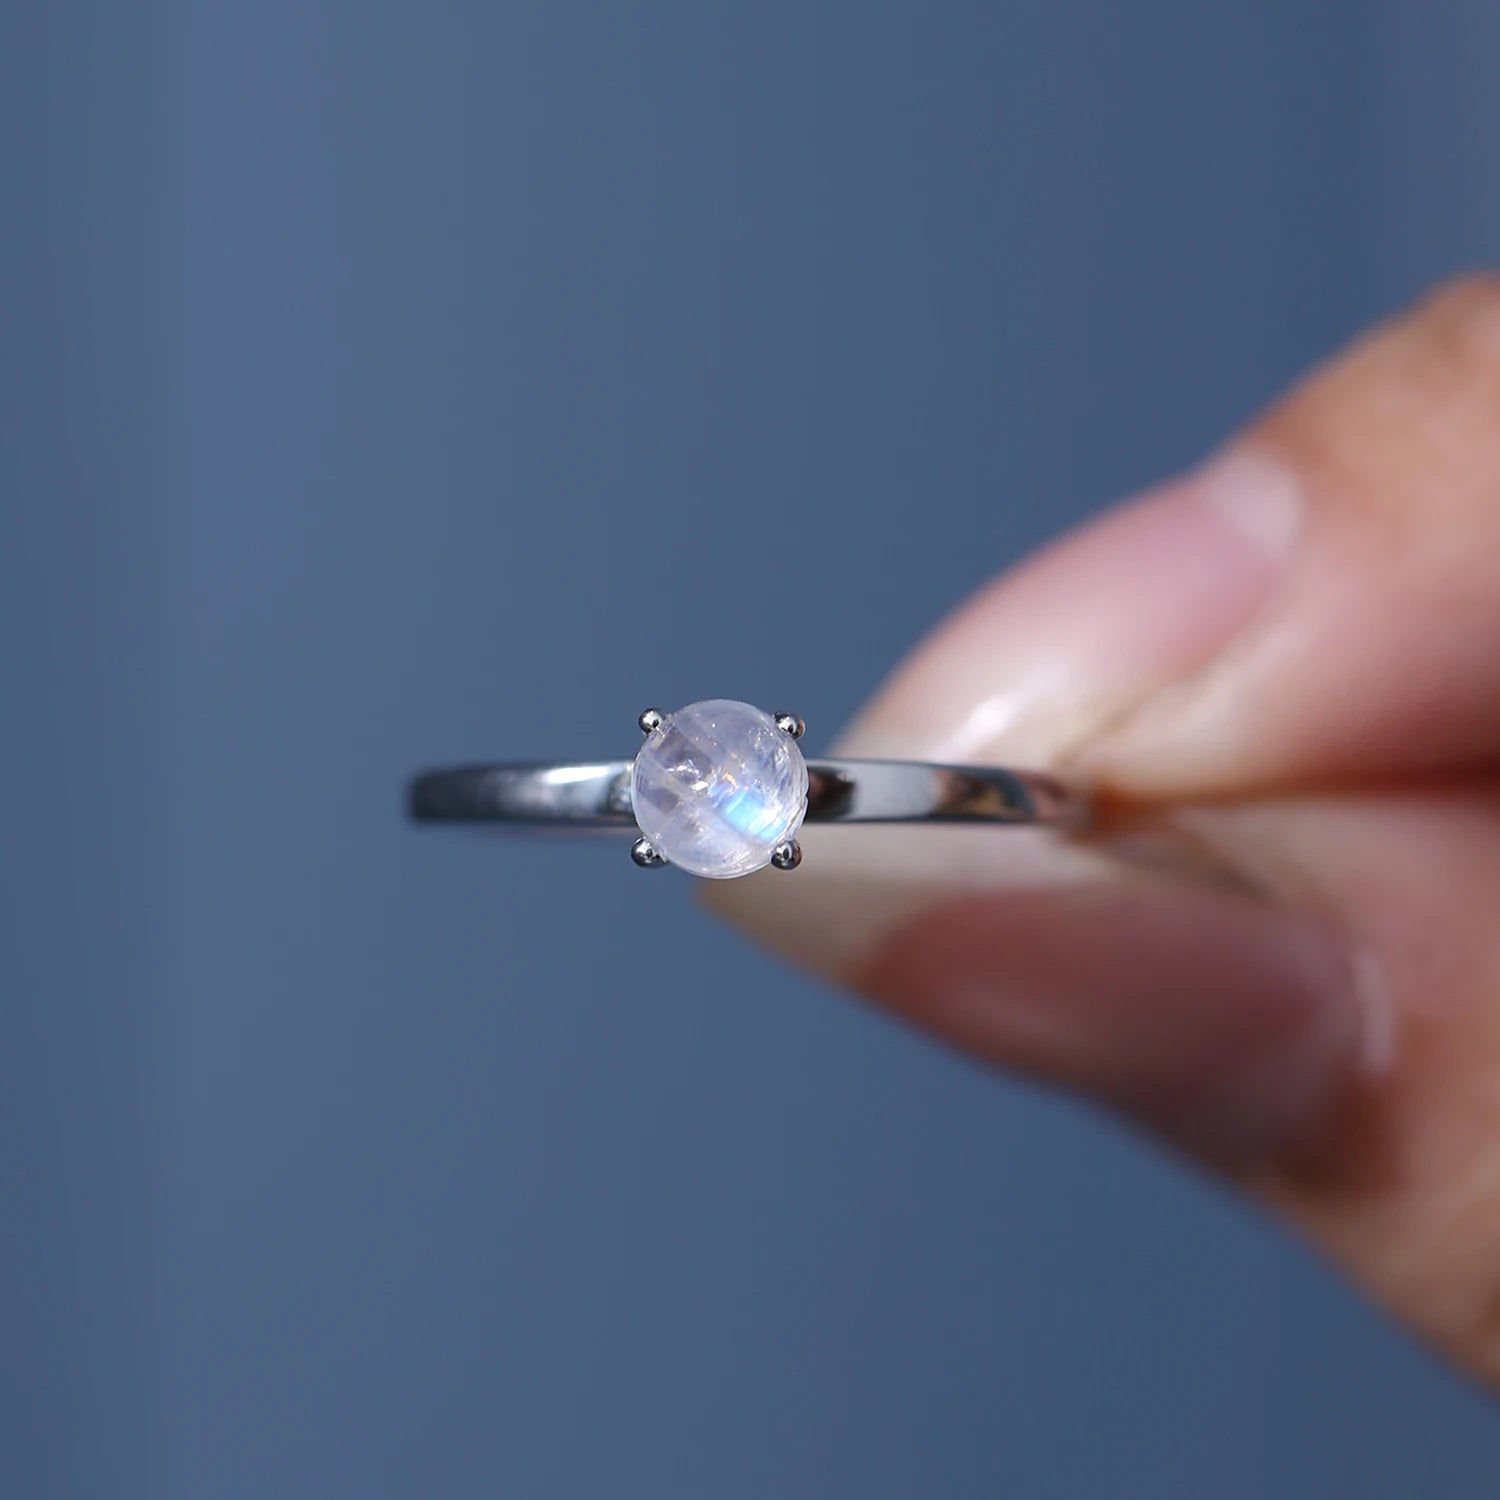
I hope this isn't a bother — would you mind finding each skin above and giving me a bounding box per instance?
[705,276,1500,1387]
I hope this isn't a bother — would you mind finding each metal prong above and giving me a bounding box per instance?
[773,712,805,739]
[637,707,665,735]
[631,836,668,868]
[770,839,802,871]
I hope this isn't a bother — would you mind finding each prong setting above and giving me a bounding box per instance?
[773,712,805,739]
[630,836,668,868]
[637,707,665,735]
[770,839,802,871]
[629,699,809,878]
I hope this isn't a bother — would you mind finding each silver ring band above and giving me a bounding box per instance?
[408,758,1088,830]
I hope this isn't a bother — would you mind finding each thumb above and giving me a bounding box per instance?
[706,277,1500,1384]
[836,275,1500,795]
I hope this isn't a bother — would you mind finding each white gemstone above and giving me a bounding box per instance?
[630,699,808,878]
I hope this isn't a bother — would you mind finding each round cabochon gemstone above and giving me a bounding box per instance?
[630,699,808,878]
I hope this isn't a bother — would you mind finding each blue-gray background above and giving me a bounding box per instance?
[5,2,1500,1495]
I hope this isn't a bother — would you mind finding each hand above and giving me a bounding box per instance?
[707,277,1500,1387]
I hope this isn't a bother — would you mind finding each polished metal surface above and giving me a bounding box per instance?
[770,839,803,871]
[629,835,667,868]
[408,758,1088,831]
[636,707,664,735]
[773,712,806,739]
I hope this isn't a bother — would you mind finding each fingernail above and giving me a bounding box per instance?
[701,443,1343,1163]
[854,873,1369,1162]
[833,447,1302,766]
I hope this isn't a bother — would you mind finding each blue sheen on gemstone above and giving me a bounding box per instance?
[630,699,808,878]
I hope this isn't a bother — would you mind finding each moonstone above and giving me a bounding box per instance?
[630,699,808,878]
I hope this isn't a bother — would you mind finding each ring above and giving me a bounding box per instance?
[407,698,1089,880]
